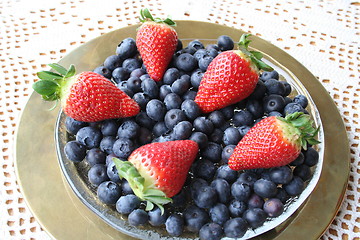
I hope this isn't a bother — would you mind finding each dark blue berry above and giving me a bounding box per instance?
[304,147,319,166]
[189,132,208,149]
[118,85,134,98]
[206,44,220,51]
[215,165,238,183]
[264,79,286,96]
[263,198,284,217]
[112,138,136,159]
[101,119,119,136]
[275,187,290,204]
[193,117,214,136]
[116,194,140,214]
[190,178,209,199]
[231,182,252,202]
[194,185,218,209]
[247,193,265,209]
[294,164,311,181]
[105,153,117,166]
[86,148,106,166]
[148,207,168,227]
[290,151,305,166]
[76,126,102,149]
[97,181,121,204]
[130,68,146,78]
[207,48,219,58]
[153,134,175,143]
[260,70,279,81]
[209,203,230,225]
[122,58,142,73]
[237,171,258,187]
[224,218,248,238]
[88,164,109,186]
[223,127,241,145]
[171,189,187,208]
[210,178,231,204]
[190,69,203,89]
[221,145,236,164]
[268,111,283,117]
[209,128,223,144]
[228,200,247,217]
[238,125,251,138]
[188,40,204,50]
[141,78,158,99]
[233,110,254,127]
[194,159,216,181]
[163,68,180,85]
[153,121,169,137]
[93,66,112,79]
[126,76,142,93]
[198,55,214,71]
[249,80,267,99]
[243,208,267,228]
[175,53,197,72]
[202,142,222,162]
[159,84,172,100]
[137,127,153,145]
[146,99,166,122]
[121,179,134,195]
[182,90,197,101]
[283,81,292,96]
[263,94,286,113]
[117,120,140,139]
[171,77,190,96]
[183,205,210,232]
[116,37,137,59]
[284,176,304,196]
[246,99,264,119]
[208,111,225,127]
[283,102,305,115]
[269,166,293,184]
[217,35,234,51]
[104,55,122,71]
[172,121,193,140]
[112,67,129,83]
[106,160,120,182]
[164,93,182,110]
[181,100,201,120]
[139,73,150,80]
[164,109,187,130]
[220,105,235,119]
[176,39,183,51]
[194,49,208,61]
[65,117,88,135]
[253,179,278,198]
[128,209,149,226]
[100,136,116,155]
[199,223,223,240]
[165,214,184,237]
[132,92,150,110]
[293,95,309,108]
[64,141,86,162]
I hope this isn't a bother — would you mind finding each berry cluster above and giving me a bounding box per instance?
[63,35,319,239]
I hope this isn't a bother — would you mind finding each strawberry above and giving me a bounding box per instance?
[32,64,140,122]
[228,112,320,171]
[113,140,198,213]
[136,8,178,82]
[194,34,273,113]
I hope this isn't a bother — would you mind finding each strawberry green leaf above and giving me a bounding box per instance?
[37,71,63,81]
[139,8,176,26]
[48,63,68,75]
[32,80,59,96]
[250,51,263,60]
[65,64,76,78]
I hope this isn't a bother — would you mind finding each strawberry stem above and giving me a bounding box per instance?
[139,8,176,26]
[112,157,172,214]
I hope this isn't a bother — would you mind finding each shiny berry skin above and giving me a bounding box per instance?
[163,68,180,85]
[93,66,112,79]
[243,208,267,228]
[247,193,265,209]
[190,69,203,89]
[175,53,197,72]
[65,117,88,135]
[88,164,109,186]
[104,55,122,71]
[223,127,241,146]
[86,148,106,166]
[228,200,247,217]
[304,147,319,166]
[193,185,218,209]
[284,176,305,196]
[215,165,238,184]
[269,166,293,184]
[231,182,252,202]
[209,203,230,225]
[294,164,312,181]
[116,37,137,59]
[141,78,159,99]
[64,141,86,162]
[128,209,149,226]
[100,136,116,155]
[293,94,308,108]
[171,77,191,96]
[76,126,102,149]
[165,213,184,237]
[148,207,168,226]
[164,109,187,130]
[106,160,121,183]
[199,223,223,240]
[217,35,234,51]
[193,117,214,136]
[233,110,254,127]
[210,178,231,204]
[112,138,136,159]
[164,93,182,110]
[97,181,122,204]
[223,218,248,238]
[253,179,278,198]
[183,205,210,233]
[116,194,141,214]
[117,120,140,139]
[146,99,166,122]
[181,100,201,120]
[260,70,279,81]
[263,198,284,217]
[202,142,222,162]
[172,121,193,140]
[263,94,286,113]
[221,145,236,164]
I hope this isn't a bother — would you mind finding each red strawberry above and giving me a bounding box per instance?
[33,64,140,122]
[228,112,320,171]
[113,140,198,212]
[136,9,178,82]
[195,34,273,113]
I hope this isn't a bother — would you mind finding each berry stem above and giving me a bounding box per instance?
[139,8,176,26]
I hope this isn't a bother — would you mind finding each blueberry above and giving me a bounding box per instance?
[304,147,319,166]
[237,171,258,187]
[122,58,142,73]
[93,66,112,79]
[294,164,311,181]
[201,142,222,162]
[260,70,279,81]
[206,44,220,51]
[176,39,183,51]
[275,187,290,204]
[164,93,182,110]
[253,179,277,198]
[290,152,305,166]
[132,92,150,110]
[221,145,236,164]
[194,49,208,61]
[64,141,86,162]
[193,117,214,136]
[112,138,136,159]
[141,78,158,99]
[264,79,286,96]
[97,181,121,204]
[283,81,292,96]
[228,200,247,217]
[190,69,203,89]
[126,76,142,93]
[223,127,241,145]
[189,132,208,149]
[207,48,219,58]
[215,165,238,183]
[106,160,120,182]
[115,194,140,214]
[65,117,88,135]
[130,68,146,78]
[164,109,187,130]
[209,203,230,225]
[283,102,305,115]
[243,208,267,228]
[246,99,264,119]
[117,120,140,139]
[120,179,134,195]
[208,111,225,128]
[146,99,166,122]
[175,53,197,72]
[112,67,130,83]
[181,100,201,120]
[263,198,284,217]
[263,94,286,113]
[137,127,153,145]
[194,159,216,181]
[101,119,120,136]
[190,178,209,199]
[247,193,265,209]
[183,205,210,232]
[194,185,218,209]
[88,164,109,186]
[128,209,149,226]
[284,176,304,196]
[153,121,169,137]
[220,105,235,119]
[217,35,234,51]
[198,55,214,71]
[210,178,231,204]
[116,37,137,59]
[172,121,193,140]
[209,128,223,144]
[182,90,197,101]
[165,214,184,237]
[152,135,175,143]
[232,110,253,127]
[223,218,248,238]
[249,80,267,99]
[188,40,205,50]
[105,153,117,166]
[86,148,106,166]
[104,55,122,71]
[269,166,293,184]
[76,126,102,149]
[163,68,180,85]
[199,223,223,240]
[118,85,134,98]
[231,182,252,202]
[99,136,116,155]
[171,77,190,96]
[268,111,283,117]
[159,84,172,100]
[171,189,187,208]
[148,207,168,226]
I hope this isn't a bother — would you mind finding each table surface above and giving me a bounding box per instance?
[1,0,359,239]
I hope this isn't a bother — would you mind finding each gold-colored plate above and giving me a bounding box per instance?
[14,21,349,240]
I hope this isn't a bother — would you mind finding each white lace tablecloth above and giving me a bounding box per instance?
[1,0,359,239]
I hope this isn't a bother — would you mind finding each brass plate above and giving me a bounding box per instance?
[14,21,349,240]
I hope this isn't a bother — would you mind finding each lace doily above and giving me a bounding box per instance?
[1,0,359,239]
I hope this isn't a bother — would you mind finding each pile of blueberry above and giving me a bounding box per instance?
[63,35,319,239]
